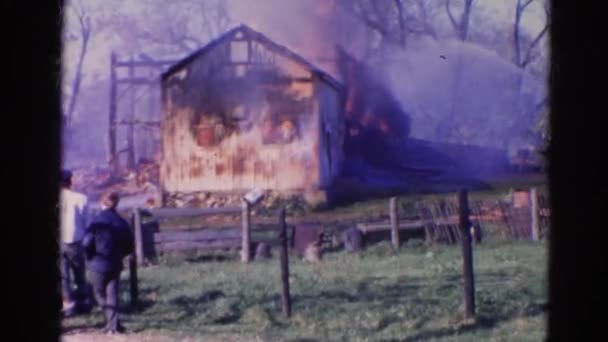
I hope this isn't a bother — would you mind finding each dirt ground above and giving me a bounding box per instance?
[61,329,261,342]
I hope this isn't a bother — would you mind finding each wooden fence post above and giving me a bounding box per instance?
[278,207,291,318]
[530,188,540,241]
[389,197,400,250]
[241,199,251,263]
[459,189,476,319]
[129,254,138,306]
[129,211,139,306]
[133,208,144,266]
[126,56,136,169]
[108,52,118,174]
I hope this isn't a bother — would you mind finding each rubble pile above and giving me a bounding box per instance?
[163,190,312,216]
[69,160,161,208]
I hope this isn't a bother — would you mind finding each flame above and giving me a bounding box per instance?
[337,47,411,144]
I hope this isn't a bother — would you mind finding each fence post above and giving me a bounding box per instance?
[108,52,118,174]
[389,197,400,250]
[128,254,138,306]
[133,208,144,266]
[278,207,291,317]
[459,189,476,319]
[241,199,251,263]
[530,188,540,241]
[128,211,139,306]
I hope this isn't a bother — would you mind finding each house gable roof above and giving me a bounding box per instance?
[161,24,343,92]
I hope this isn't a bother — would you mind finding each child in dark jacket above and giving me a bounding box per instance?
[83,192,133,334]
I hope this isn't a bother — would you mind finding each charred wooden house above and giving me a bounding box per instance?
[160,25,345,207]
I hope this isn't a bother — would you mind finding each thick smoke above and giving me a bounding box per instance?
[379,37,546,150]
[225,0,547,191]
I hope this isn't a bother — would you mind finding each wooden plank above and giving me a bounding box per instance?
[114,120,161,126]
[109,52,118,174]
[116,77,159,85]
[389,197,400,250]
[357,220,425,233]
[155,239,241,252]
[357,218,481,234]
[128,208,138,305]
[147,206,241,218]
[126,58,136,169]
[150,223,277,233]
[155,238,281,253]
[278,207,291,318]
[114,59,178,68]
[241,200,251,263]
[153,228,242,243]
[459,190,476,319]
[133,208,144,266]
[128,254,138,306]
[530,188,540,241]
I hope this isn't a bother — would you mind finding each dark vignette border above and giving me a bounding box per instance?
[9,0,607,341]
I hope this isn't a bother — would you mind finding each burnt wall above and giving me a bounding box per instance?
[160,38,340,194]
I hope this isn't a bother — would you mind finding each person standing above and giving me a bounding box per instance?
[59,169,92,316]
[83,192,133,334]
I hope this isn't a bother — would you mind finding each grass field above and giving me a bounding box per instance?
[63,239,548,341]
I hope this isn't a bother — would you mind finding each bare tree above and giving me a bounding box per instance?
[109,0,232,56]
[514,0,549,68]
[343,0,439,51]
[445,0,474,41]
[63,0,92,130]
[512,0,550,152]
[394,0,408,46]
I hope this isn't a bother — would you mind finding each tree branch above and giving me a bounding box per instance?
[445,0,459,33]
[412,0,438,39]
[394,0,407,47]
[515,0,549,68]
[64,1,91,128]
[361,16,390,39]
[521,24,548,67]
[446,0,473,41]
[521,0,534,11]
[460,0,473,41]
[514,0,524,65]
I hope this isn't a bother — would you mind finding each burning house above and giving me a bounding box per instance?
[160,25,345,207]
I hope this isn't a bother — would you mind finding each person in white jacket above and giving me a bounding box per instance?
[59,169,92,317]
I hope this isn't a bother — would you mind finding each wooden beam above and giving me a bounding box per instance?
[108,52,118,174]
[145,206,241,218]
[128,211,139,306]
[133,208,144,266]
[530,188,540,241]
[114,60,179,68]
[153,228,241,243]
[356,217,482,234]
[278,207,291,318]
[127,58,136,169]
[128,255,138,306]
[389,197,400,250]
[116,77,159,85]
[155,239,241,252]
[114,120,161,127]
[459,190,476,319]
[241,200,251,263]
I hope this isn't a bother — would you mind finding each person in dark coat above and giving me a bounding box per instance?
[82,191,133,334]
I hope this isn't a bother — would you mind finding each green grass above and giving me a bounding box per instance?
[64,241,548,341]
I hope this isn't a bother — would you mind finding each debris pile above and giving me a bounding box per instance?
[69,160,161,208]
